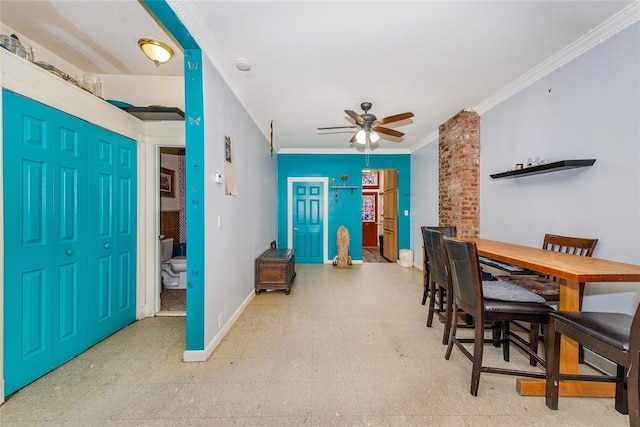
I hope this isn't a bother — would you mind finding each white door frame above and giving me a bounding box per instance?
[151,141,185,316]
[287,177,329,263]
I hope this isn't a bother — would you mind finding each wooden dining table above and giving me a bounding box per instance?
[460,237,640,397]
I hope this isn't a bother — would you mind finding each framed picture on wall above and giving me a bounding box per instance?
[160,167,175,198]
[362,171,379,188]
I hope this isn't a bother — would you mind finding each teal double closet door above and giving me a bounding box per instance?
[3,90,137,396]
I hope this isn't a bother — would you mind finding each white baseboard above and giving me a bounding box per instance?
[183,289,255,362]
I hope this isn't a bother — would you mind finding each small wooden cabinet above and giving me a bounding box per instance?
[255,248,296,295]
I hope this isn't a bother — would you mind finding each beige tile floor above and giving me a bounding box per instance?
[0,263,629,426]
[160,288,186,314]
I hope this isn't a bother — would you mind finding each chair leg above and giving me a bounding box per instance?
[615,364,629,414]
[426,275,437,327]
[470,314,484,396]
[441,285,453,345]
[545,319,561,410]
[421,267,430,305]
[445,306,459,360]
[628,349,640,427]
[492,322,502,348]
[529,323,540,367]
[502,321,510,362]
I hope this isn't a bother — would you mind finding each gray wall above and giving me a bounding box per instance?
[412,22,640,314]
[202,54,279,349]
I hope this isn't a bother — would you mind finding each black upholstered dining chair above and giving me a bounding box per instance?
[423,227,456,344]
[443,237,553,396]
[421,226,457,306]
[545,304,640,426]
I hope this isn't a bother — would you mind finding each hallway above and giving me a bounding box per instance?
[0,263,626,426]
[362,247,390,263]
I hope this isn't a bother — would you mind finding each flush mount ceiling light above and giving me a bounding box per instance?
[138,38,174,67]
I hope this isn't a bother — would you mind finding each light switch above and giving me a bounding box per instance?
[404,210,409,216]
[217,215,222,229]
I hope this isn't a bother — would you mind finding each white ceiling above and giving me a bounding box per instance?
[1,1,636,152]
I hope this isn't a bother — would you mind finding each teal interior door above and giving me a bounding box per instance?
[51,111,88,366]
[3,91,56,393]
[292,182,323,263]
[3,90,136,396]
[87,127,137,343]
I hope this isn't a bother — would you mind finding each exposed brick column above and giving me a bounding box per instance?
[438,109,480,238]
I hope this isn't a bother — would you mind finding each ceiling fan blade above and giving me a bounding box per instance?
[317,126,357,130]
[373,126,404,138]
[345,110,366,125]
[349,132,359,143]
[378,112,414,125]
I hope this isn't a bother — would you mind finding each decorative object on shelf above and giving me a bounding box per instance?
[515,163,523,170]
[106,100,134,108]
[527,157,541,167]
[138,38,174,66]
[331,178,336,186]
[490,159,596,179]
[34,61,78,86]
[1,33,32,61]
[77,74,102,97]
[341,174,348,186]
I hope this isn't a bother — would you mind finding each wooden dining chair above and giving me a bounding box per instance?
[545,303,640,426]
[421,226,456,306]
[443,237,553,396]
[501,234,598,304]
[423,227,456,344]
[497,233,598,364]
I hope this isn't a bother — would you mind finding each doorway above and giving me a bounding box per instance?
[158,147,186,315]
[362,169,395,263]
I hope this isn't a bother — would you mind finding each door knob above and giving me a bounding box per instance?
[103,243,110,249]
[66,249,73,256]
[293,227,299,231]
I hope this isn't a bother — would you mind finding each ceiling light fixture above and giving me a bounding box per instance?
[138,38,174,67]
[369,131,380,143]
[354,128,380,146]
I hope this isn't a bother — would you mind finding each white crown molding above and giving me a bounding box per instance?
[474,1,640,115]
[277,148,411,155]
[409,129,440,153]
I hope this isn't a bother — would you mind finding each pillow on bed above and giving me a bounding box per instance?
[482,280,546,303]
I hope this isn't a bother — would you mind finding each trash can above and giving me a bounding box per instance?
[399,249,414,267]
[379,235,384,256]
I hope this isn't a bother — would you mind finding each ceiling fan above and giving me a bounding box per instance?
[317,102,414,145]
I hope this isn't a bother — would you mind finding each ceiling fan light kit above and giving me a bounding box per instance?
[318,102,414,150]
[354,129,380,145]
